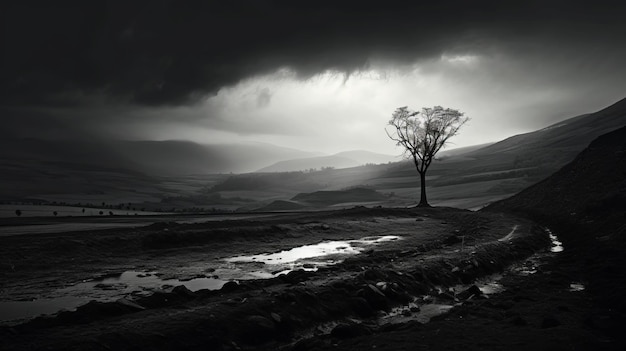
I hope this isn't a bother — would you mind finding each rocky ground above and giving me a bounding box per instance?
[1,206,623,350]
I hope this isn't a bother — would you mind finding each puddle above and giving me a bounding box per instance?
[384,274,504,323]
[225,235,401,274]
[0,296,88,324]
[91,271,227,294]
[1,235,401,326]
[0,271,228,325]
[477,278,505,295]
[511,259,539,276]
[508,228,562,277]
[547,228,564,252]
[380,228,563,327]
[569,282,585,292]
[382,299,455,324]
[412,304,454,323]
[380,278,503,326]
[226,236,400,264]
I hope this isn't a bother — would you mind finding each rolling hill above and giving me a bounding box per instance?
[0,136,164,203]
[486,124,626,243]
[461,97,626,173]
[0,137,318,204]
[256,150,398,173]
[376,97,626,206]
[115,140,320,175]
[2,97,625,211]
[210,97,626,210]
[485,123,626,317]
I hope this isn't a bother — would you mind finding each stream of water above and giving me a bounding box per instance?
[379,227,567,325]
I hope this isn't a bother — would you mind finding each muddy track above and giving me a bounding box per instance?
[0,207,551,350]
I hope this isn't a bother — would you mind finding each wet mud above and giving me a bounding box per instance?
[1,207,622,350]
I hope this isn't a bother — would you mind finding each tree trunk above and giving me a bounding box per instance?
[417,171,430,207]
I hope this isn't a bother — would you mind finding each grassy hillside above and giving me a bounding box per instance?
[198,98,626,211]
[486,125,626,243]
[486,124,626,316]
[376,97,626,207]
[3,98,625,213]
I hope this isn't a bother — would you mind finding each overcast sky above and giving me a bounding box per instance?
[2,1,626,155]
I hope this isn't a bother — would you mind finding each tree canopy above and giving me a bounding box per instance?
[386,105,468,206]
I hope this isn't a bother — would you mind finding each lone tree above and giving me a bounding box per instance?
[386,106,469,207]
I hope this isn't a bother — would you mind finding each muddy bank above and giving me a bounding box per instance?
[0,207,555,350]
[287,229,626,351]
[300,257,614,351]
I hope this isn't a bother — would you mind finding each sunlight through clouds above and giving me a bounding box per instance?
[440,54,480,65]
[123,50,625,156]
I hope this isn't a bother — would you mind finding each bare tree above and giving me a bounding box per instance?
[386,106,469,207]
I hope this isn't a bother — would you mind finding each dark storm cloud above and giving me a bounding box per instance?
[2,0,625,107]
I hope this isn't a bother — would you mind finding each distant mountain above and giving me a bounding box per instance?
[0,136,163,202]
[333,150,400,165]
[115,140,319,175]
[0,137,318,202]
[257,155,360,173]
[256,150,398,172]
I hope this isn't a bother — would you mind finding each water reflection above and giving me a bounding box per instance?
[0,296,88,324]
[0,271,227,325]
[382,302,454,324]
[1,235,401,325]
[569,282,585,292]
[547,229,564,252]
[225,235,401,264]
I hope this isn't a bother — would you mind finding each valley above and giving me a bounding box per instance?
[3,3,626,350]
